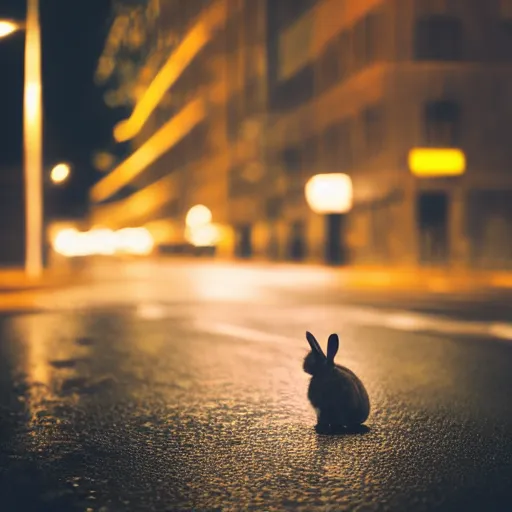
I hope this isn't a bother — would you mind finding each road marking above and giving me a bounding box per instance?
[196,309,512,343]
[197,322,297,345]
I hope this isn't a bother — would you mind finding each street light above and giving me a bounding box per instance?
[305,173,354,265]
[0,0,43,278]
[50,162,71,184]
[0,20,18,38]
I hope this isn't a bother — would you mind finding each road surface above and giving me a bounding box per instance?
[1,259,512,511]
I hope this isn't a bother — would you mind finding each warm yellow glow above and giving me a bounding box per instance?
[408,148,466,177]
[186,224,221,247]
[23,0,43,278]
[186,204,212,228]
[92,151,115,172]
[52,227,154,257]
[305,173,353,214]
[90,172,180,228]
[113,0,227,142]
[50,163,70,183]
[116,228,154,255]
[53,228,83,257]
[90,97,206,203]
[144,220,176,245]
[0,20,19,38]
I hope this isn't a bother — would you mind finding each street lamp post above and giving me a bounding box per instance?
[305,173,354,265]
[0,0,43,278]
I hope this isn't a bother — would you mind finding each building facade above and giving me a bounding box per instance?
[91,0,512,269]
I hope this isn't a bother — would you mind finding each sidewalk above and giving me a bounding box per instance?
[2,257,511,296]
[157,255,512,295]
[334,266,512,294]
[0,266,86,293]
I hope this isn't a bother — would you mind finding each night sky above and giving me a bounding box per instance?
[0,0,125,214]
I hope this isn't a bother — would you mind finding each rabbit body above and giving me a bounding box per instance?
[303,331,370,430]
[307,363,370,428]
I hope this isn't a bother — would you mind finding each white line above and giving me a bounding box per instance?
[196,322,297,345]
[196,311,512,343]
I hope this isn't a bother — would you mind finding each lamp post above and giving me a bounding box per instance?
[305,173,354,265]
[0,0,43,278]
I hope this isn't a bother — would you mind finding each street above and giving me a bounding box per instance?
[1,259,512,511]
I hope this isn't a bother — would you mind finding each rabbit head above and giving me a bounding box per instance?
[303,331,339,376]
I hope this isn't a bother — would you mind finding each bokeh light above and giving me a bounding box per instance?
[185,204,212,228]
[50,163,71,184]
[305,173,353,214]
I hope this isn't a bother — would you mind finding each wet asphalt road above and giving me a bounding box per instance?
[1,260,512,512]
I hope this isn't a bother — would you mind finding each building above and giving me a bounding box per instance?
[91,0,512,269]
[0,166,25,266]
[90,0,267,257]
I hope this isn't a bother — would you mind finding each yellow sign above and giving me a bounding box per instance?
[408,148,466,177]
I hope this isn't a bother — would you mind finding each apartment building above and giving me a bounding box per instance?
[265,0,512,269]
[90,0,269,257]
[91,0,512,269]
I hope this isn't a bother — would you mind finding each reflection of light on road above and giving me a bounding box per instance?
[201,322,296,346]
[384,313,431,331]
[136,303,168,320]
[9,315,53,425]
[24,316,51,389]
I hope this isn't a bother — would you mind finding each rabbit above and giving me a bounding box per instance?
[303,331,370,433]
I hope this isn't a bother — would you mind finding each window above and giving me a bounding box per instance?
[499,19,512,60]
[275,64,314,111]
[415,16,463,61]
[322,120,354,171]
[338,31,351,80]
[225,15,242,51]
[301,136,318,170]
[363,104,385,156]
[322,124,340,170]
[317,38,341,92]
[364,11,382,64]
[283,147,301,173]
[353,19,366,70]
[245,77,261,117]
[424,100,460,147]
[226,92,243,141]
[244,0,261,46]
[265,197,282,220]
[276,0,316,31]
[338,120,353,170]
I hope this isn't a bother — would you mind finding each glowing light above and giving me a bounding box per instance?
[0,20,18,38]
[50,163,70,183]
[52,227,154,257]
[23,0,43,278]
[408,148,466,177]
[305,173,353,214]
[112,1,226,142]
[90,97,206,203]
[185,204,212,228]
[92,151,115,172]
[116,228,154,255]
[53,228,83,257]
[144,219,176,245]
[186,224,220,247]
[88,228,117,255]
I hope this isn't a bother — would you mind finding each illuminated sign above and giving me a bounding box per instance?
[408,148,466,177]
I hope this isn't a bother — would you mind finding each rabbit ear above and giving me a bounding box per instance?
[326,333,339,362]
[306,331,326,360]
